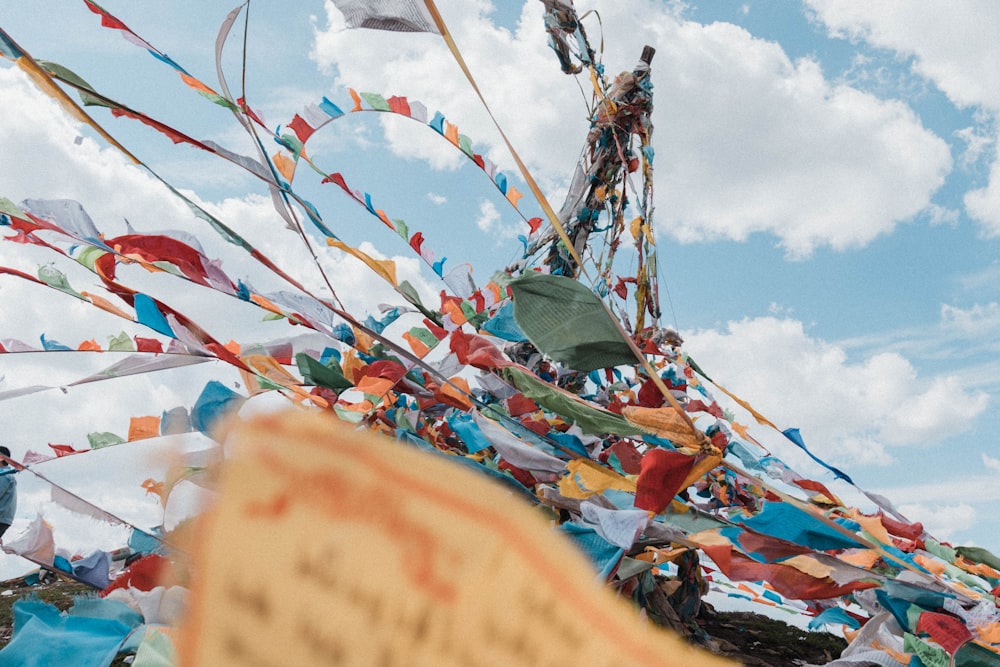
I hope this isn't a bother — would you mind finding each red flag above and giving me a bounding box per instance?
[49,443,83,457]
[287,114,317,143]
[916,611,973,654]
[634,449,696,514]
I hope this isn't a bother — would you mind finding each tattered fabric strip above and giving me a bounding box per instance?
[0,349,209,402]
[336,90,529,212]
[82,0,236,109]
[0,35,323,317]
[57,6,457,285]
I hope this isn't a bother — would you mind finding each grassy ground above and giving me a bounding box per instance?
[0,574,132,666]
[696,606,847,666]
[0,574,95,645]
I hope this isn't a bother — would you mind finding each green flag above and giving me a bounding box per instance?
[509,272,637,371]
[502,367,642,436]
[296,353,353,392]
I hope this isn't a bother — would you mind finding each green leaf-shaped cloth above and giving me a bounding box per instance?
[509,272,638,372]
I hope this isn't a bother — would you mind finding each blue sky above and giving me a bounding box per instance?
[1,0,1000,578]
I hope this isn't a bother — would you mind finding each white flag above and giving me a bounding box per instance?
[331,0,440,33]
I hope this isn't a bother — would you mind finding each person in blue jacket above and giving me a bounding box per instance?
[0,446,16,541]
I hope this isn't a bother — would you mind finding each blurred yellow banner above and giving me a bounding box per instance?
[180,411,733,666]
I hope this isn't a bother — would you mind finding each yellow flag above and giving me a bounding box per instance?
[327,239,398,286]
[622,405,704,451]
[180,411,734,665]
[559,458,636,499]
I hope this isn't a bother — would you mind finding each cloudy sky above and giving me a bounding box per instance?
[1,0,999,578]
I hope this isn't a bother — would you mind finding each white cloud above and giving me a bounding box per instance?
[881,475,1000,506]
[805,0,1000,234]
[924,204,960,226]
[624,16,950,258]
[958,263,1000,293]
[471,198,518,244]
[834,434,893,467]
[955,124,994,169]
[0,61,439,330]
[965,159,1000,233]
[767,302,794,317]
[983,452,1000,474]
[940,302,1000,337]
[0,67,192,230]
[684,317,989,471]
[475,199,501,233]
[835,300,1000,393]
[0,67,280,349]
[427,192,448,205]
[897,502,977,541]
[311,0,573,180]
[312,0,952,257]
[805,1,1000,110]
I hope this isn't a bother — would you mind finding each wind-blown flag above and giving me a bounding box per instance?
[331,0,440,33]
[1,516,55,564]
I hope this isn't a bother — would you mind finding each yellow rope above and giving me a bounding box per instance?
[423,0,587,277]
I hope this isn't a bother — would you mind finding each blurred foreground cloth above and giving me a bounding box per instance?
[177,410,735,665]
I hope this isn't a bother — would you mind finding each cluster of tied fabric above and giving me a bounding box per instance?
[1,2,1000,666]
[0,544,183,667]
